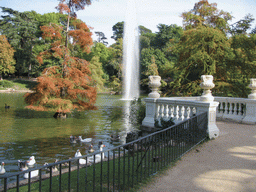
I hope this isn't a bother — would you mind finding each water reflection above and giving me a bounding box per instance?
[0,93,140,176]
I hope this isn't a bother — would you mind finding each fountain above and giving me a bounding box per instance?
[122,0,140,100]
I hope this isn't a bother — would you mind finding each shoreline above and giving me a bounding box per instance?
[0,88,33,93]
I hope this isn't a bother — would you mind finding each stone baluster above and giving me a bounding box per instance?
[175,105,180,121]
[169,105,174,118]
[186,106,191,119]
[163,104,169,119]
[180,106,185,121]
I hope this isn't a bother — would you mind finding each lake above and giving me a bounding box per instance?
[0,93,140,174]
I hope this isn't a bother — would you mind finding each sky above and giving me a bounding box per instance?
[1,0,256,45]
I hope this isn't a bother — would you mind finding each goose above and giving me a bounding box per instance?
[18,160,28,171]
[89,144,106,163]
[0,162,5,174]
[27,156,36,166]
[74,149,87,165]
[88,145,94,153]
[77,136,92,143]
[24,170,39,179]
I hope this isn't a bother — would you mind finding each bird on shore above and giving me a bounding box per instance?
[89,144,106,163]
[24,170,39,179]
[0,162,5,174]
[74,149,87,165]
[88,145,94,153]
[27,156,36,166]
[43,160,58,172]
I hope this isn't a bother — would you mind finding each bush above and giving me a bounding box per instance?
[0,80,14,88]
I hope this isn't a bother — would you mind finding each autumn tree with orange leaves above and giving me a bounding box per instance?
[24,0,97,116]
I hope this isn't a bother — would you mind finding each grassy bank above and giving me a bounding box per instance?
[0,79,37,91]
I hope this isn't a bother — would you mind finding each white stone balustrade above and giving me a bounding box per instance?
[142,97,220,139]
[142,76,256,140]
[214,97,256,124]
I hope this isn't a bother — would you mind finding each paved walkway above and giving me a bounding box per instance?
[138,121,256,192]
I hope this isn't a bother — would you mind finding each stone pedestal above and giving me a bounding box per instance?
[200,75,215,102]
[248,78,256,99]
[148,76,161,98]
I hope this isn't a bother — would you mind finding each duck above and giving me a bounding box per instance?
[27,156,36,166]
[70,135,77,144]
[18,160,28,171]
[0,162,5,174]
[89,144,106,163]
[43,160,58,172]
[77,136,92,143]
[74,149,87,165]
[88,145,94,153]
[5,103,10,109]
[110,134,120,141]
[24,170,39,179]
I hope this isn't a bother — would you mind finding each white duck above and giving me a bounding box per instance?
[77,136,92,143]
[89,144,106,163]
[74,149,87,165]
[27,156,36,166]
[24,170,39,179]
[0,162,5,174]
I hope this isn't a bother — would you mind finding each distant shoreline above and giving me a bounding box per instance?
[0,88,33,93]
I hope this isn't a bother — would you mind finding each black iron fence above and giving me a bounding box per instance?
[0,112,208,192]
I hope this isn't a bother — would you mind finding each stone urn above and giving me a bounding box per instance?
[200,75,215,102]
[248,78,256,99]
[148,75,161,98]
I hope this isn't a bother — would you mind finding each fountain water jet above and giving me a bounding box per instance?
[122,0,140,100]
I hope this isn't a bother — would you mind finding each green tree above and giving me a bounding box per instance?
[168,26,232,96]
[111,21,124,40]
[153,24,183,49]
[229,14,255,35]
[0,35,16,79]
[89,56,106,92]
[0,7,40,77]
[95,31,108,45]
[181,0,232,32]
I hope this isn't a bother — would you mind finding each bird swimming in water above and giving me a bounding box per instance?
[5,103,10,109]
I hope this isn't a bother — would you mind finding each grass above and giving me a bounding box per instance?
[5,137,206,192]
[0,79,37,90]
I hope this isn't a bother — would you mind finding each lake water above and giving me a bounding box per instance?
[0,93,139,174]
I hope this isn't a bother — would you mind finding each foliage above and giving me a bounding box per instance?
[129,98,146,126]
[168,26,232,96]
[0,80,14,88]
[154,117,175,129]
[0,35,16,76]
[95,31,108,45]
[153,24,183,49]
[181,0,232,32]
[229,14,255,35]
[0,7,40,77]
[89,56,106,92]
[111,21,124,40]
[24,0,97,113]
